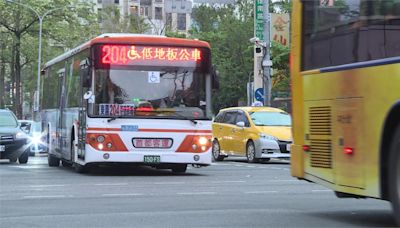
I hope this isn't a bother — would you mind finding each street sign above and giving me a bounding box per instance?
[255,0,264,40]
[255,88,264,102]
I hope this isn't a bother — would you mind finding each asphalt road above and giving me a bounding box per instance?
[0,156,396,228]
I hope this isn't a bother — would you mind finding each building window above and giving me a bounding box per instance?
[155,7,163,20]
[130,5,139,15]
[114,0,119,4]
[166,13,172,28]
[97,0,102,3]
[140,6,149,17]
[177,13,186,30]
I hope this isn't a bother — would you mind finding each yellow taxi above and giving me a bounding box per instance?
[212,106,292,163]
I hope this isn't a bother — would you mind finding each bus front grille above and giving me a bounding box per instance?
[309,106,332,169]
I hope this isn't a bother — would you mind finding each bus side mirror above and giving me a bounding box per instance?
[212,66,220,90]
[83,91,94,103]
[81,68,91,88]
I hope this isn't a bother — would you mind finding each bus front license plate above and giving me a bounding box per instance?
[143,155,160,164]
[0,145,5,152]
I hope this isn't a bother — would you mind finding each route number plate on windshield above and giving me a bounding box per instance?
[143,155,160,164]
[0,145,5,152]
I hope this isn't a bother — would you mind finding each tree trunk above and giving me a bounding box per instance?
[0,41,5,109]
[10,42,16,113]
[15,33,22,119]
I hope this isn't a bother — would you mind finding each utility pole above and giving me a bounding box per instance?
[262,0,272,106]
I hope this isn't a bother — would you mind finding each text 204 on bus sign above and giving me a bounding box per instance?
[101,45,202,65]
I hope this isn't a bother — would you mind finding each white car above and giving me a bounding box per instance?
[19,120,46,155]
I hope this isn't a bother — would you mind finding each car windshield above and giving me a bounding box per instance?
[90,67,210,120]
[249,111,291,126]
[0,112,18,127]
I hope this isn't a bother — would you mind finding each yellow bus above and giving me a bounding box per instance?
[290,0,400,224]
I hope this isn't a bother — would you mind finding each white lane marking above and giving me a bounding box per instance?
[234,165,243,167]
[246,166,256,168]
[154,182,185,185]
[210,180,246,184]
[245,191,278,194]
[23,195,66,199]
[102,193,144,197]
[267,180,297,182]
[94,183,128,186]
[29,184,65,188]
[311,189,331,192]
[177,192,216,195]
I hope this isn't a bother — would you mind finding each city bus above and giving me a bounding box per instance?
[41,33,217,173]
[290,0,400,224]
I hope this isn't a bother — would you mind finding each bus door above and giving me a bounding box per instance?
[75,59,91,161]
[304,101,335,184]
[56,68,66,156]
[61,60,74,161]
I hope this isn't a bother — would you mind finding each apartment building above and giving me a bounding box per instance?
[93,0,192,34]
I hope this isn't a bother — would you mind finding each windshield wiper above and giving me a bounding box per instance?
[107,117,117,123]
[136,109,198,124]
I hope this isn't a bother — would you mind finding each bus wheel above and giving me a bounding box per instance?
[212,140,224,161]
[172,164,187,173]
[246,141,258,163]
[62,160,72,167]
[74,163,88,173]
[389,125,400,226]
[48,154,60,167]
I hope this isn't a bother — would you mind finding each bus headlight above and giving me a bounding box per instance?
[198,136,208,145]
[96,135,105,143]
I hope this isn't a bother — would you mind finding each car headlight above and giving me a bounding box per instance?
[259,133,277,141]
[16,132,28,139]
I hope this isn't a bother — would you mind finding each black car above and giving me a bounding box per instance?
[0,109,29,163]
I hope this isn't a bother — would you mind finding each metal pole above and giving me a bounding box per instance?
[262,0,271,106]
[35,17,43,115]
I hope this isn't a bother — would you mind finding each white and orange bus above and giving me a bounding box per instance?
[41,34,217,173]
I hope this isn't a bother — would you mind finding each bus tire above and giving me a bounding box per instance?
[389,124,400,226]
[172,164,187,173]
[74,163,88,173]
[62,160,72,167]
[48,154,60,167]
[246,141,258,163]
[212,140,224,161]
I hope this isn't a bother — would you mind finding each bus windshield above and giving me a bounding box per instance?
[91,67,209,120]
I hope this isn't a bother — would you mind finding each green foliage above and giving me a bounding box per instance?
[191,1,254,112]
[99,5,150,34]
[0,0,98,116]
[191,0,291,112]
[271,41,290,93]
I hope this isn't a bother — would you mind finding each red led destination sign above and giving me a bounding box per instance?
[100,44,202,65]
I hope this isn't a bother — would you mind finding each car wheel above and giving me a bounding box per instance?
[172,164,187,173]
[389,124,400,226]
[18,151,29,164]
[212,140,224,161]
[246,141,258,163]
[48,154,60,167]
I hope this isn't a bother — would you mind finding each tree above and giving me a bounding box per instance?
[0,0,98,117]
[99,5,150,34]
[191,1,254,111]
